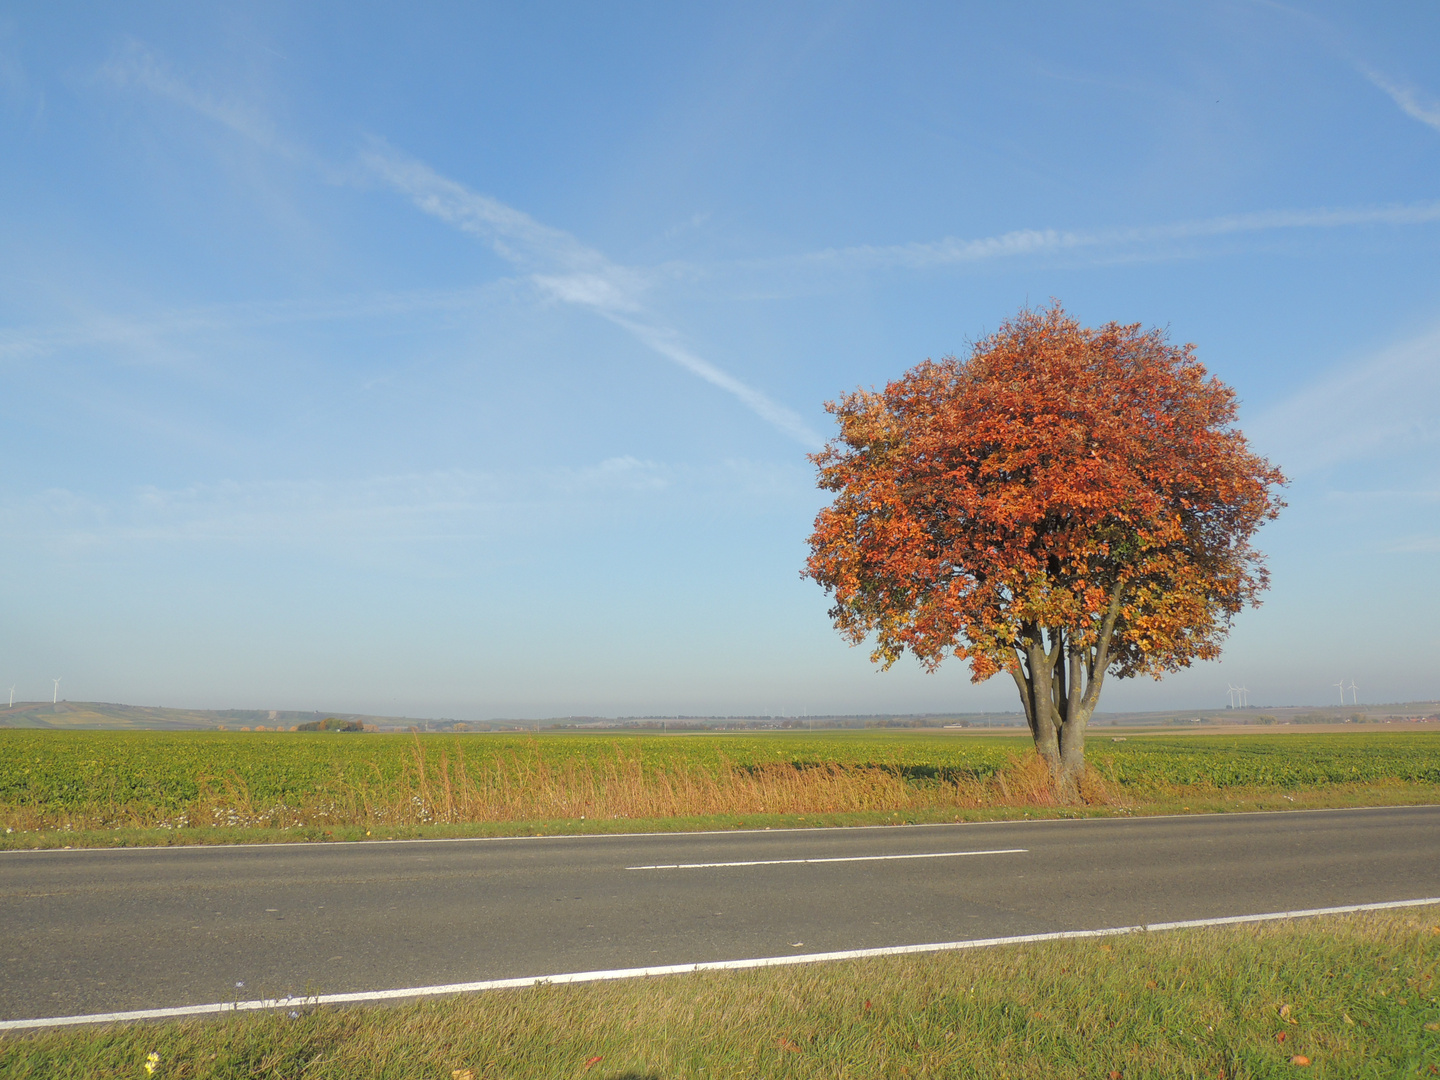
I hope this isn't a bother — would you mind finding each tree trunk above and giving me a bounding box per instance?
[998,585,1125,800]
[1011,611,1116,803]
[1054,705,1089,802]
[1019,640,1060,776]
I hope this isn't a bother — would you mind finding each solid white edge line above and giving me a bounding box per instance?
[3,802,1434,855]
[5,896,1438,1031]
[626,847,1028,870]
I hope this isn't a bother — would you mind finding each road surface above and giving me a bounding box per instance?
[2,805,1438,1023]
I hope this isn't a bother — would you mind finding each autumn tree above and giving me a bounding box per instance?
[804,304,1285,798]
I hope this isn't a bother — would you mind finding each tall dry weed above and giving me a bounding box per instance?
[0,740,1104,833]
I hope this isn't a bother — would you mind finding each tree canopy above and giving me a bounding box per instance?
[804,304,1286,796]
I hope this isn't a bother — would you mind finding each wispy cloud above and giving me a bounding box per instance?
[99,39,290,153]
[1257,1,1440,136]
[0,284,520,364]
[361,143,822,446]
[99,44,820,447]
[1360,66,1440,134]
[89,38,1440,460]
[1382,535,1440,554]
[14,458,808,550]
[1247,322,1440,474]
[793,202,1440,272]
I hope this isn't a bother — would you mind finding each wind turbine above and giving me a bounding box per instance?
[52,677,61,704]
[1238,686,1250,707]
[7,686,13,708]
[1226,684,1239,708]
[1333,680,1345,705]
[1347,680,1359,705]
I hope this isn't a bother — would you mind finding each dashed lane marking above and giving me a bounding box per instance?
[625,847,1028,870]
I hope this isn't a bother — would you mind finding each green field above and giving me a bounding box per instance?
[3,728,1439,847]
[5,907,1437,1078]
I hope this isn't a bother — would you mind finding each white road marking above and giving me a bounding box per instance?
[625,847,1027,870]
[5,896,1436,1030]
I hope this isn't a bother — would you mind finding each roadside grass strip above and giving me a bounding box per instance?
[3,906,1437,1079]
[4,897,1437,1032]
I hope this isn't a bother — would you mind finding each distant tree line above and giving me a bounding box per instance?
[296,717,365,732]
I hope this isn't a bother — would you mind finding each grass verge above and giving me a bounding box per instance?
[3,780,1439,850]
[5,908,1438,1078]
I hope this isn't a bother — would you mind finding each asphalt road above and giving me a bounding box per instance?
[3,805,1439,1023]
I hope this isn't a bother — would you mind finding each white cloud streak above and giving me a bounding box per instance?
[0,284,518,364]
[1361,66,1440,134]
[1247,323,1440,474]
[99,39,288,152]
[13,458,807,549]
[91,40,1440,462]
[796,202,1440,272]
[361,143,823,447]
[1384,535,1440,554]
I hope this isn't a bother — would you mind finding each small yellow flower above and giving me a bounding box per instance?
[144,1050,161,1075]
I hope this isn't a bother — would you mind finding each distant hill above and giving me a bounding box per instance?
[0,701,416,731]
[1,700,1435,733]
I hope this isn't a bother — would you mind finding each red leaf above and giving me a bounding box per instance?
[803,301,1285,754]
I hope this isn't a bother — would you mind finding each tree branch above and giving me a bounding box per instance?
[1082,580,1128,712]
[1009,654,1036,739]
[1067,641,1082,723]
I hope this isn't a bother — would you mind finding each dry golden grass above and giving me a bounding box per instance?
[390,739,1084,823]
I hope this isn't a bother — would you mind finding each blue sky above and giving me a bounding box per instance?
[2,2,1437,718]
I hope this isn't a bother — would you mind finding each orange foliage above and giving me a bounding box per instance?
[805,303,1285,785]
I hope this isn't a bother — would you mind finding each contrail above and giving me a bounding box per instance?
[796,200,1440,272]
[1247,321,1440,473]
[1359,66,1440,135]
[362,142,822,447]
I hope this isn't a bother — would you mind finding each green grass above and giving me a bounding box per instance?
[0,729,1015,810]
[4,729,1440,849]
[5,908,1437,1078]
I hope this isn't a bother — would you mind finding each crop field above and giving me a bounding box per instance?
[2,728,1439,844]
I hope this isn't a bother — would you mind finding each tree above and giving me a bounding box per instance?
[804,304,1286,798]
[297,717,364,732]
